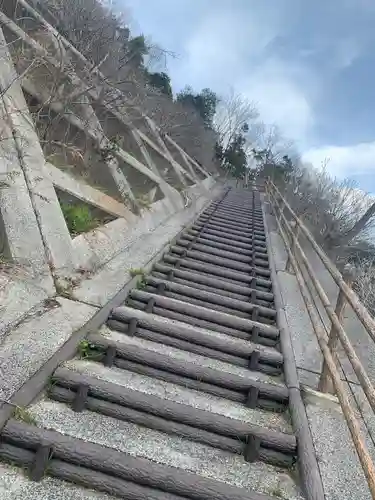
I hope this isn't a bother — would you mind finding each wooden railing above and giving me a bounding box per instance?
[266,179,375,499]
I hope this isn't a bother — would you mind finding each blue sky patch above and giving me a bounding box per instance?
[122,0,375,193]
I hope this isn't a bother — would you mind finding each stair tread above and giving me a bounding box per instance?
[109,305,282,359]
[98,326,284,386]
[126,290,279,337]
[0,463,114,499]
[27,399,303,500]
[0,189,308,499]
[62,359,292,433]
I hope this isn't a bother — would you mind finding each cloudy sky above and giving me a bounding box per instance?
[120,0,375,192]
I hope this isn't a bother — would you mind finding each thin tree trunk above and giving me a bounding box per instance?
[337,202,375,247]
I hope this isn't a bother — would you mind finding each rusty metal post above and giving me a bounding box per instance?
[318,264,356,393]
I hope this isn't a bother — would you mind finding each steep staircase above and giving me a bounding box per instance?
[0,189,305,499]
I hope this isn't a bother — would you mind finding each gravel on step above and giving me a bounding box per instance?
[28,399,303,500]
[63,359,291,433]
[98,327,284,386]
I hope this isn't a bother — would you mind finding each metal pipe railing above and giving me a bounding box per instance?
[266,178,375,499]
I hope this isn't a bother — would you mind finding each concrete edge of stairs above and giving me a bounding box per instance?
[262,198,325,500]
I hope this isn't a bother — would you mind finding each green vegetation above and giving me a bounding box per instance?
[252,148,294,184]
[137,195,152,210]
[60,203,98,235]
[136,277,147,289]
[100,136,121,162]
[177,87,219,128]
[216,128,249,180]
[146,71,172,97]
[77,339,102,360]
[54,280,72,298]
[129,267,146,277]
[13,406,37,426]
[268,484,286,499]
[0,254,8,265]
[129,267,147,289]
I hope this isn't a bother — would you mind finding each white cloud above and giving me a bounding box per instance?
[168,6,315,146]
[303,142,375,179]
[333,37,362,69]
[125,0,375,193]
[239,61,313,144]
[169,8,276,91]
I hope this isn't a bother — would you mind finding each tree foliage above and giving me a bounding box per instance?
[176,87,219,128]
[126,35,149,69]
[224,134,247,178]
[145,71,172,97]
[25,0,375,268]
[9,0,375,312]
[216,132,248,179]
[253,149,294,184]
[31,0,220,173]
[214,90,257,150]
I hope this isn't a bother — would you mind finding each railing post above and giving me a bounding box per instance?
[285,221,300,273]
[318,264,356,393]
[265,178,273,214]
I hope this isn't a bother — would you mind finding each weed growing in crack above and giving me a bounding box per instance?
[136,196,151,210]
[129,268,145,277]
[13,406,37,426]
[60,203,99,236]
[77,339,102,360]
[267,482,287,499]
[129,267,147,289]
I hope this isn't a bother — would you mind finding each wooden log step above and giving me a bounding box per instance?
[109,307,282,365]
[143,276,276,319]
[87,332,288,404]
[152,263,274,301]
[185,228,267,251]
[189,226,266,245]
[176,239,269,267]
[126,299,278,348]
[168,247,271,278]
[1,420,273,500]
[163,255,272,289]
[50,367,296,455]
[124,292,279,339]
[181,233,268,258]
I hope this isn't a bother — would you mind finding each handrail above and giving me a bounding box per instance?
[266,178,375,499]
[268,186,375,413]
[270,180,375,342]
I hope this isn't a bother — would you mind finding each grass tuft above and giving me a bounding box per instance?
[61,203,98,235]
[129,267,147,289]
[13,406,37,426]
[77,339,102,360]
[129,268,145,277]
[268,484,286,499]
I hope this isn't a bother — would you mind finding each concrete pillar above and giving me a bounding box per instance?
[131,129,183,211]
[0,27,76,282]
[145,116,191,186]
